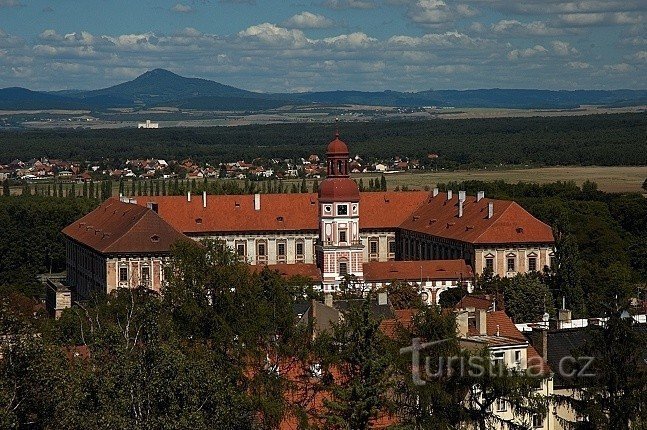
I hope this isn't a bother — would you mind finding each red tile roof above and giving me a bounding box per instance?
[399,192,554,245]
[135,191,429,234]
[363,260,472,283]
[62,198,189,254]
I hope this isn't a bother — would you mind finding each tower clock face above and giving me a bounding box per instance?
[337,204,348,215]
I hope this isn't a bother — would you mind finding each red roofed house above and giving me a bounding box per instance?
[62,198,190,300]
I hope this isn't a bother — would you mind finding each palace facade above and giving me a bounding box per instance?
[63,132,554,302]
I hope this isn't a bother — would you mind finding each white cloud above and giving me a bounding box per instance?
[551,40,578,56]
[237,23,310,48]
[283,12,334,29]
[171,3,193,13]
[491,20,565,36]
[507,45,548,60]
[632,50,647,63]
[603,63,634,73]
[557,12,644,26]
[388,31,485,49]
[321,32,377,48]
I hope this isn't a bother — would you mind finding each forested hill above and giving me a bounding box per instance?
[1,113,645,167]
[1,68,646,110]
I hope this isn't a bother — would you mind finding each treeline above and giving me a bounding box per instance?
[1,113,645,167]
[0,196,98,294]
[440,180,647,318]
[1,242,645,429]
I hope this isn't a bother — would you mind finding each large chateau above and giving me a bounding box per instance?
[63,132,554,303]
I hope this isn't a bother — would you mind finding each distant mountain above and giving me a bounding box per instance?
[1,69,646,111]
[80,68,259,106]
[0,87,88,110]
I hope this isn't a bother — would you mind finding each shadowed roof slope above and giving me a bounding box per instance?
[62,197,188,254]
[399,192,554,244]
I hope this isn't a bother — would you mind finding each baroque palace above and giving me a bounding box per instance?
[62,132,554,303]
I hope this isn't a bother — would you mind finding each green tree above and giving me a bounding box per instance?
[2,179,9,196]
[380,175,387,191]
[317,294,394,430]
[504,273,556,322]
[312,179,319,193]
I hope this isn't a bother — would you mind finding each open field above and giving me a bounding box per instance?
[356,166,647,194]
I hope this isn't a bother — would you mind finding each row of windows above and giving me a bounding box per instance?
[119,265,153,284]
[235,241,307,259]
[484,255,553,273]
[368,240,397,255]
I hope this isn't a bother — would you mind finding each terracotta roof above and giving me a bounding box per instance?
[256,263,322,282]
[363,260,472,282]
[455,295,495,311]
[135,191,429,234]
[326,134,349,155]
[318,177,360,202]
[62,198,189,254]
[399,192,554,245]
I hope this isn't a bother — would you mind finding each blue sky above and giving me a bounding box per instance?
[0,0,645,91]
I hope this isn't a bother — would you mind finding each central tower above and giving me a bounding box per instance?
[316,130,364,291]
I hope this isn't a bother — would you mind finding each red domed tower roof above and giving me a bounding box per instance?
[327,133,349,156]
[319,131,359,203]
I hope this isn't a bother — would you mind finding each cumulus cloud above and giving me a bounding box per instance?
[557,12,644,27]
[551,40,578,56]
[491,20,565,36]
[171,3,193,13]
[237,23,310,48]
[632,50,647,62]
[283,12,334,29]
[321,32,377,48]
[507,44,548,60]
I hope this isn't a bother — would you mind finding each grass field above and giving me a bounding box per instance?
[356,166,647,194]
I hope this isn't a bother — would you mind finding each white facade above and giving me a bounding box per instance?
[137,120,159,129]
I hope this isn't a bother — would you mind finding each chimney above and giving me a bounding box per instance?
[432,187,439,197]
[530,325,549,362]
[476,309,487,335]
[378,292,388,306]
[487,202,494,219]
[477,191,485,202]
[202,191,207,208]
[558,309,572,324]
[187,191,191,202]
[254,193,261,211]
[458,190,466,202]
[324,293,333,307]
[447,190,453,200]
[458,200,464,218]
[456,311,468,337]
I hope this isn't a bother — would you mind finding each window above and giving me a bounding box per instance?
[507,256,516,272]
[119,267,128,282]
[370,240,378,254]
[339,262,348,276]
[258,242,266,256]
[532,414,544,428]
[337,204,348,216]
[141,266,150,285]
[528,256,537,271]
[514,350,522,367]
[549,254,555,269]
[485,257,494,272]
[388,240,396,254]
[236,242,246,257]
[493,351,505,369]
[277,243,286,256]
[496,398,507,412]
[339,230,347,243]
[296,242,304,257]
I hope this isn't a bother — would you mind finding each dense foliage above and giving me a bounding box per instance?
[1,113,645,168]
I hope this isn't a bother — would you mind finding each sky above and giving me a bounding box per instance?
[0,0,645,92]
